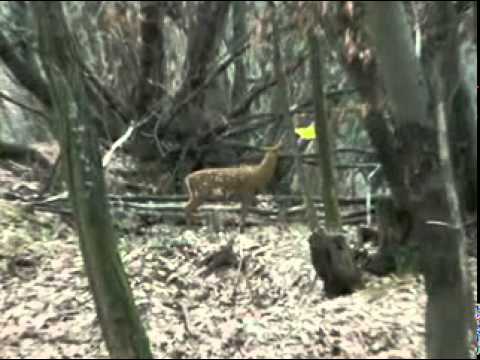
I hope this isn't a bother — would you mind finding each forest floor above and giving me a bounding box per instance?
[0,152,477,359]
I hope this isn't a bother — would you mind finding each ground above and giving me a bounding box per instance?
[0,153,477,359]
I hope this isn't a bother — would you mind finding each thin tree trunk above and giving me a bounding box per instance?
[308,28,342,231]
[33,3,153,358]
[135,1,165,117]
[230,1,248,110]
[269,2,317,231]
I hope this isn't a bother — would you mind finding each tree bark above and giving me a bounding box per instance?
[308,28,342,231]
[270,2,317,231]
[230,2,248,110]
[131,2,231,161]
[363,2,473,358]
[134,2,166,116]
[33,3,153,358]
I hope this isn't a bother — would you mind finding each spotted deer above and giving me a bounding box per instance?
[184,140,282,231]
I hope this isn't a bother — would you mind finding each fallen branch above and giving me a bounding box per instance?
[4,191,378,208]
[0,141,53,169]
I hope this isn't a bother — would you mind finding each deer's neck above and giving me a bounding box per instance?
[254,152,278,183]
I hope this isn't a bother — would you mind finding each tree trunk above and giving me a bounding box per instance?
[363,2,473,357]
[230,1,248,110]
[131,2,231,162]
[270,2,317,231]
[134,1,166,117]
[33,3,153,358]
[366,196,414,275]
[308,28,342,231]
[322,2,475,357]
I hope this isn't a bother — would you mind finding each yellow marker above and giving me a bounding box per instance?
[294,122,317,140]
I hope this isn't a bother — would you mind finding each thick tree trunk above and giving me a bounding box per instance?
[363,3,474,358]
[131,2,231,163]
[366,196,414,275]
[322,2,474,357]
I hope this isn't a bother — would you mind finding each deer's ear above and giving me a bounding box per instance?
[262,135,284,151]
[275,135,285,149]
[272,139,283,150]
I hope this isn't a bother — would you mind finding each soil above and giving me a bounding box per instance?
[0,151,477,359]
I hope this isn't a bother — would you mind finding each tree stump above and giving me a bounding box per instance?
[308,228,362,297]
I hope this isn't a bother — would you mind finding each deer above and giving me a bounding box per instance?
[184,139,283,232]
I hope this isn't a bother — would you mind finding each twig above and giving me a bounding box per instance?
[229,56,307,119]
[231,241,245,314]
[101,122,136,168]
[178,302,199,339]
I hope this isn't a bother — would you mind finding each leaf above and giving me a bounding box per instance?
[294,122,317,140]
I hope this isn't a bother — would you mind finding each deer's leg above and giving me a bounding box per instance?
[186,192,203,223]
[185,179,201,225]
[239,193,253,233]
[185,198,195,225]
